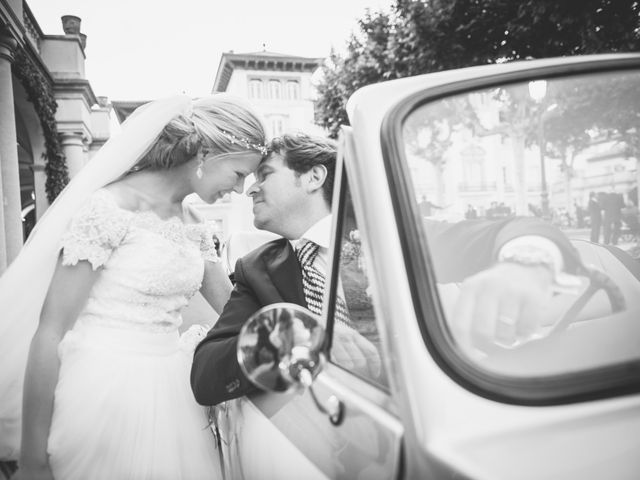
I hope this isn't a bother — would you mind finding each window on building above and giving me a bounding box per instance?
[269,80,282,100]
[248,79,263,99]
[270,117,285,137]
[286,80,300,100]
[460,144,487,189]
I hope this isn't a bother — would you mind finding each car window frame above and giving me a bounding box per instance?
[322,135,392,392]
[379,57,640,405]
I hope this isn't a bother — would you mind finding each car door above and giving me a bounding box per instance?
[343,56,640,479]
[214,139,404,480]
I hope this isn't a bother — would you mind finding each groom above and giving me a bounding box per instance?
[191,133,579,406]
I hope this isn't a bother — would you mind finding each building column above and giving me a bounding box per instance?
[60,132,86,178]
[0,30,23,270]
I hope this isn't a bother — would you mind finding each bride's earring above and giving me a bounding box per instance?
[196,158,204,179]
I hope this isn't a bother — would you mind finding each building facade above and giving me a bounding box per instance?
[212,50,324,138]
[409,87,639,224]
[0,1,110,273]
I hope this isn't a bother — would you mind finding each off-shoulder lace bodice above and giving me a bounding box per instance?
[60,189,219,333]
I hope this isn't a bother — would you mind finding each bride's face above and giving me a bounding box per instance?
[194,151,262,203]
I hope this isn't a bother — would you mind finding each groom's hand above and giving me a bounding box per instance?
[450,262,558,352]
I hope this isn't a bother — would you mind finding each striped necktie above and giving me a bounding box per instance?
[296,240,352,327]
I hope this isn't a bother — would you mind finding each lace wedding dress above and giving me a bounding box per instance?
[46,188,221,479]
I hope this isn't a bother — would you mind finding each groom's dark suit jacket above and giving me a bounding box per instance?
[190,217,579,406]
[192,238,304,405]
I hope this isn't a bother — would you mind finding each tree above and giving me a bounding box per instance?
[315,11,393,134]
[316,0,640,138]
[542,72,640,208]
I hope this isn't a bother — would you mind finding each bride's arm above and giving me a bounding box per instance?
[200,261,233,314]
[18,257,99,478]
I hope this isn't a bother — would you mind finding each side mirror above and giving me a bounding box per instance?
[238,303,326,393]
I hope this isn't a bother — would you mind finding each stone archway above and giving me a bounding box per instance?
[14,108,36,240]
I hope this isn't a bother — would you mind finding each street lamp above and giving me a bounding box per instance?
[528,80,550,218]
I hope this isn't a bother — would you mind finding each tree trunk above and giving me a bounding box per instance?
[511,133,528,215]
[436,162,445,206]
[564,149,575,221]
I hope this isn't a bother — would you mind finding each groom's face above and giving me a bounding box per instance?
[247,153,306,237]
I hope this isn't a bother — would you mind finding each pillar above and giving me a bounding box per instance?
[59,132,86,178]
[0,30,23,270]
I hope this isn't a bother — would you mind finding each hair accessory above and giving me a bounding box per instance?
[196,158,204,179]
[219,129,268,156]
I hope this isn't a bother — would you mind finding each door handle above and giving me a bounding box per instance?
[300,369,345,425]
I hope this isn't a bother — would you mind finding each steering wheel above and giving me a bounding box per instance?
[550,266,626,333]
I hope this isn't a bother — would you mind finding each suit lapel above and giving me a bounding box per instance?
[263,240,306,306]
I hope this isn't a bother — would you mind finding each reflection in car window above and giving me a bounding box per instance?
[402,70,640,379]
[330,179,389,389]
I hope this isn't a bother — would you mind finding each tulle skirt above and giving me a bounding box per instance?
[47,323,220,480]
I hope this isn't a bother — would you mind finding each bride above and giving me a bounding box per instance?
[0,94,267,479]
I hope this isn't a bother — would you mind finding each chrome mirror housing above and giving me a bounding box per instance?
[237,303,326,393]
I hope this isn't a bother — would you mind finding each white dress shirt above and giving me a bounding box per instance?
[291,214,333,277]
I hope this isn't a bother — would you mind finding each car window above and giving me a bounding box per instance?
[400,69,640,380]
[328,175,389,389]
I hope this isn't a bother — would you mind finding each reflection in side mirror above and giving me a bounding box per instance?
[237,303,326,393]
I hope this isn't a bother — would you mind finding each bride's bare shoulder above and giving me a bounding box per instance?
[101,182,141,212]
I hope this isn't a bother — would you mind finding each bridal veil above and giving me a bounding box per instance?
[0,95,192,459]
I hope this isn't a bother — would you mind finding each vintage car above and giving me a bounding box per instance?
[214,54,640,479]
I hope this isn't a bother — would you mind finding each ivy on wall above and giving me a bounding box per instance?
[12,46,68,203]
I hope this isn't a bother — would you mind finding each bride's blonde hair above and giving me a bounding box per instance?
[135,94,266,171]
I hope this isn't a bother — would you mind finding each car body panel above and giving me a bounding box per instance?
[216,362,403,480]
[216,397,327,480]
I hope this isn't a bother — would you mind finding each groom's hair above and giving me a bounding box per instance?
[267,133,337,205]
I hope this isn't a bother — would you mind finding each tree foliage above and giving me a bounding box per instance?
[13,47,69,203]
[315,0,640,138]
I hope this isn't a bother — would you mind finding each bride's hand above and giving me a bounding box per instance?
[13,462,55,480]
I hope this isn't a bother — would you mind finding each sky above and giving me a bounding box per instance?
[27,0,394,101]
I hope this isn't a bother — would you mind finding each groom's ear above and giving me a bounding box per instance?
[305,164,328,193]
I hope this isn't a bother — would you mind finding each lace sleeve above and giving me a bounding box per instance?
[60,190,129,270]
[198,223,221,263]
